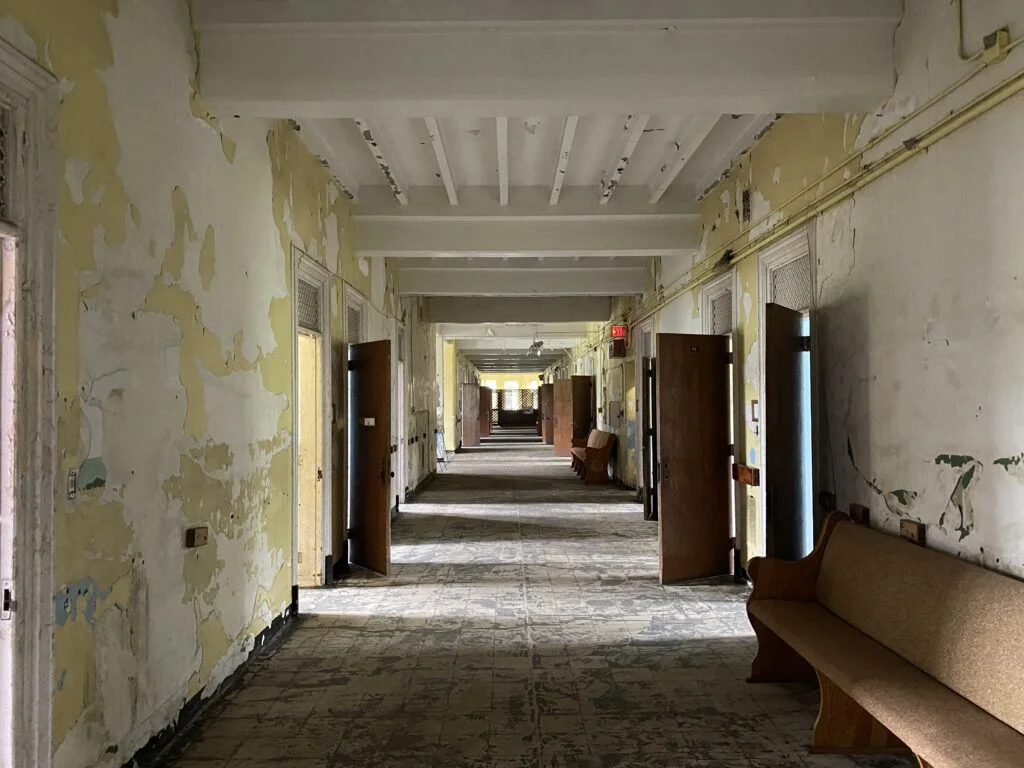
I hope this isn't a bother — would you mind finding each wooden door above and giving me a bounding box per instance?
[656,334,731,583]
[540,383,555,444]
[553,379,573,456]
[462,384,481,446]
[479,386,492,437]
[571,375,594,444]
[764,303,809,560]
[297,333,324,586]
[349,340,391,576]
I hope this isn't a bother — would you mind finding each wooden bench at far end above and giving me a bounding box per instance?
[570,429,616,485]
[747,512,1024,768]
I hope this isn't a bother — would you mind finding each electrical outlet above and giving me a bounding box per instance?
[899,519,926,546]
[849,503,870,526]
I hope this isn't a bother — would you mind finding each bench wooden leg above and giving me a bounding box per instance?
[916,758,933,768]
[747,615,815,683]
[811,671,908,755]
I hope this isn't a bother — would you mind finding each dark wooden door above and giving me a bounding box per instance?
[540,384,555,444]
[571,375,594,444]
[462,384,481,446]
[764,303,810,560]
[479,386,492,437]
[349,340,391,576]
[553,379,573,456]
[656,333,731,583]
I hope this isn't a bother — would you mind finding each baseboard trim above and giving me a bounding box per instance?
[124,605,297,767]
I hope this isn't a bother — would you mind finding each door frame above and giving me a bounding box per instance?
[0,36,59,768]
[291,248,333,589]
[756,224,816,558]
[700,268,741,566]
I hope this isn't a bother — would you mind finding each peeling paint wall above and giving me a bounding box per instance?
[0,1,380,764]
[400,296,438,492]
[644,0,1024,576]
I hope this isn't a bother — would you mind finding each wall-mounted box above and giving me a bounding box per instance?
[900,519,926,546]
[185,526,209,549]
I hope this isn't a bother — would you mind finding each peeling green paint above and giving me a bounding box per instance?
[934,453,976,469]
[846,437,919,516]
[54,578,111,626]
[994,453,1024,471]
[78,456,107,490]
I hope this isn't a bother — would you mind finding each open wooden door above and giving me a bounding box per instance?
[479,386,492,438]
[540,383,555,444]
[462,384,481,446]
[349,340,391,575]
[553,379,572,456]
[656,334,731,583]
[764,303,810,560]
[571,375,594,445]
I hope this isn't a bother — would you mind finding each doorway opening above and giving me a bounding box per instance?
[293,254,332,590]
[759,228,814,561]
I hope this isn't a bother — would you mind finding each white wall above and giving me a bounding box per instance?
[816,0,1024,576]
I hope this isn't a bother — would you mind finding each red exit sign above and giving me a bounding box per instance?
[610,325,627,339]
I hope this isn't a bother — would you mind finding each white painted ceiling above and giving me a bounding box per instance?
[195,0,902,367]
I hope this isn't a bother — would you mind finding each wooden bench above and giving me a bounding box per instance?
[570,429,616,484]
[747,512,1024,768]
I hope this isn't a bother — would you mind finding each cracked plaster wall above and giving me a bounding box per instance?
[0,0,392,765]
[649,0,1024,576]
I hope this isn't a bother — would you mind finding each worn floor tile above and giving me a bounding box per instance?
[158,431,913,768]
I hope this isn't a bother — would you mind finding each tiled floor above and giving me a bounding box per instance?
[160,429,912,768]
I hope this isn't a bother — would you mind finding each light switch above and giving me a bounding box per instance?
[362,417,376,427]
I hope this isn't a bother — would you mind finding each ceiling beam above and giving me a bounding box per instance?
[427,297,612,323]
[294,119,360,200]
[600,114,650,204]
[359,216,699,259]
[424,117,458,205]
[496,117,509,206]
[195,2,900,117]
[685,114,777,197]
[647,115,719,204]
[396,265,646,296]
[354,117,408,205]
[549,116,578,206]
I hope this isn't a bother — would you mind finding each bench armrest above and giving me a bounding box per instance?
[748,512,848,601]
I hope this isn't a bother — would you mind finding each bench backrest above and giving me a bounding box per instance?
[586,429,614,450]
[816,521,1024,735]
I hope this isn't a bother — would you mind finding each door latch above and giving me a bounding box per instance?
[1,582,14,620]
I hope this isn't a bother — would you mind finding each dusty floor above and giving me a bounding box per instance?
[160,429,912,768]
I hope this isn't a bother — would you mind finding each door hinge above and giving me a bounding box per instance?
[799,335,811,352]
[727,352,734,364]
[1,583,14,619]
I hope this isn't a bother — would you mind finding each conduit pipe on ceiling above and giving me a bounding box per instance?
[568,55,1024,360]
[957,0,1024,62]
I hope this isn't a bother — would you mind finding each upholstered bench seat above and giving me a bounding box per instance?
[569,429,616,484]
[750,599,1024,768]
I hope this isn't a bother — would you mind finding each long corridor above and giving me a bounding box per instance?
[161,432,910,768]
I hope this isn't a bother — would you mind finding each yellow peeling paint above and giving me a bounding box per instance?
[187,613,232,699]
[198,225,216,291]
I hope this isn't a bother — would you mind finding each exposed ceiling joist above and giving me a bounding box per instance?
[354,117,408,205]
[196,1,901,117]
[396,264,645,296]
[600,114,650,204]
[424,117,458,205]
[549,116,578,206]
[496,117,509,205]
[427,297,612,324]
[294,119,360,200]
[647,115,719,204]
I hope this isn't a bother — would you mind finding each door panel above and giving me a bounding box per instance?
[462,384,481,446]
[540,383,555,445]
[553,379,572,456]
[479,387,492,438]
[764,303,808,560]
[656,334,731,583]
[349,340,391,576]
[297,333,324,586]
[570,375,594,444]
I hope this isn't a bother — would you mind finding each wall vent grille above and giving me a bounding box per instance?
[296,279,321,332]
